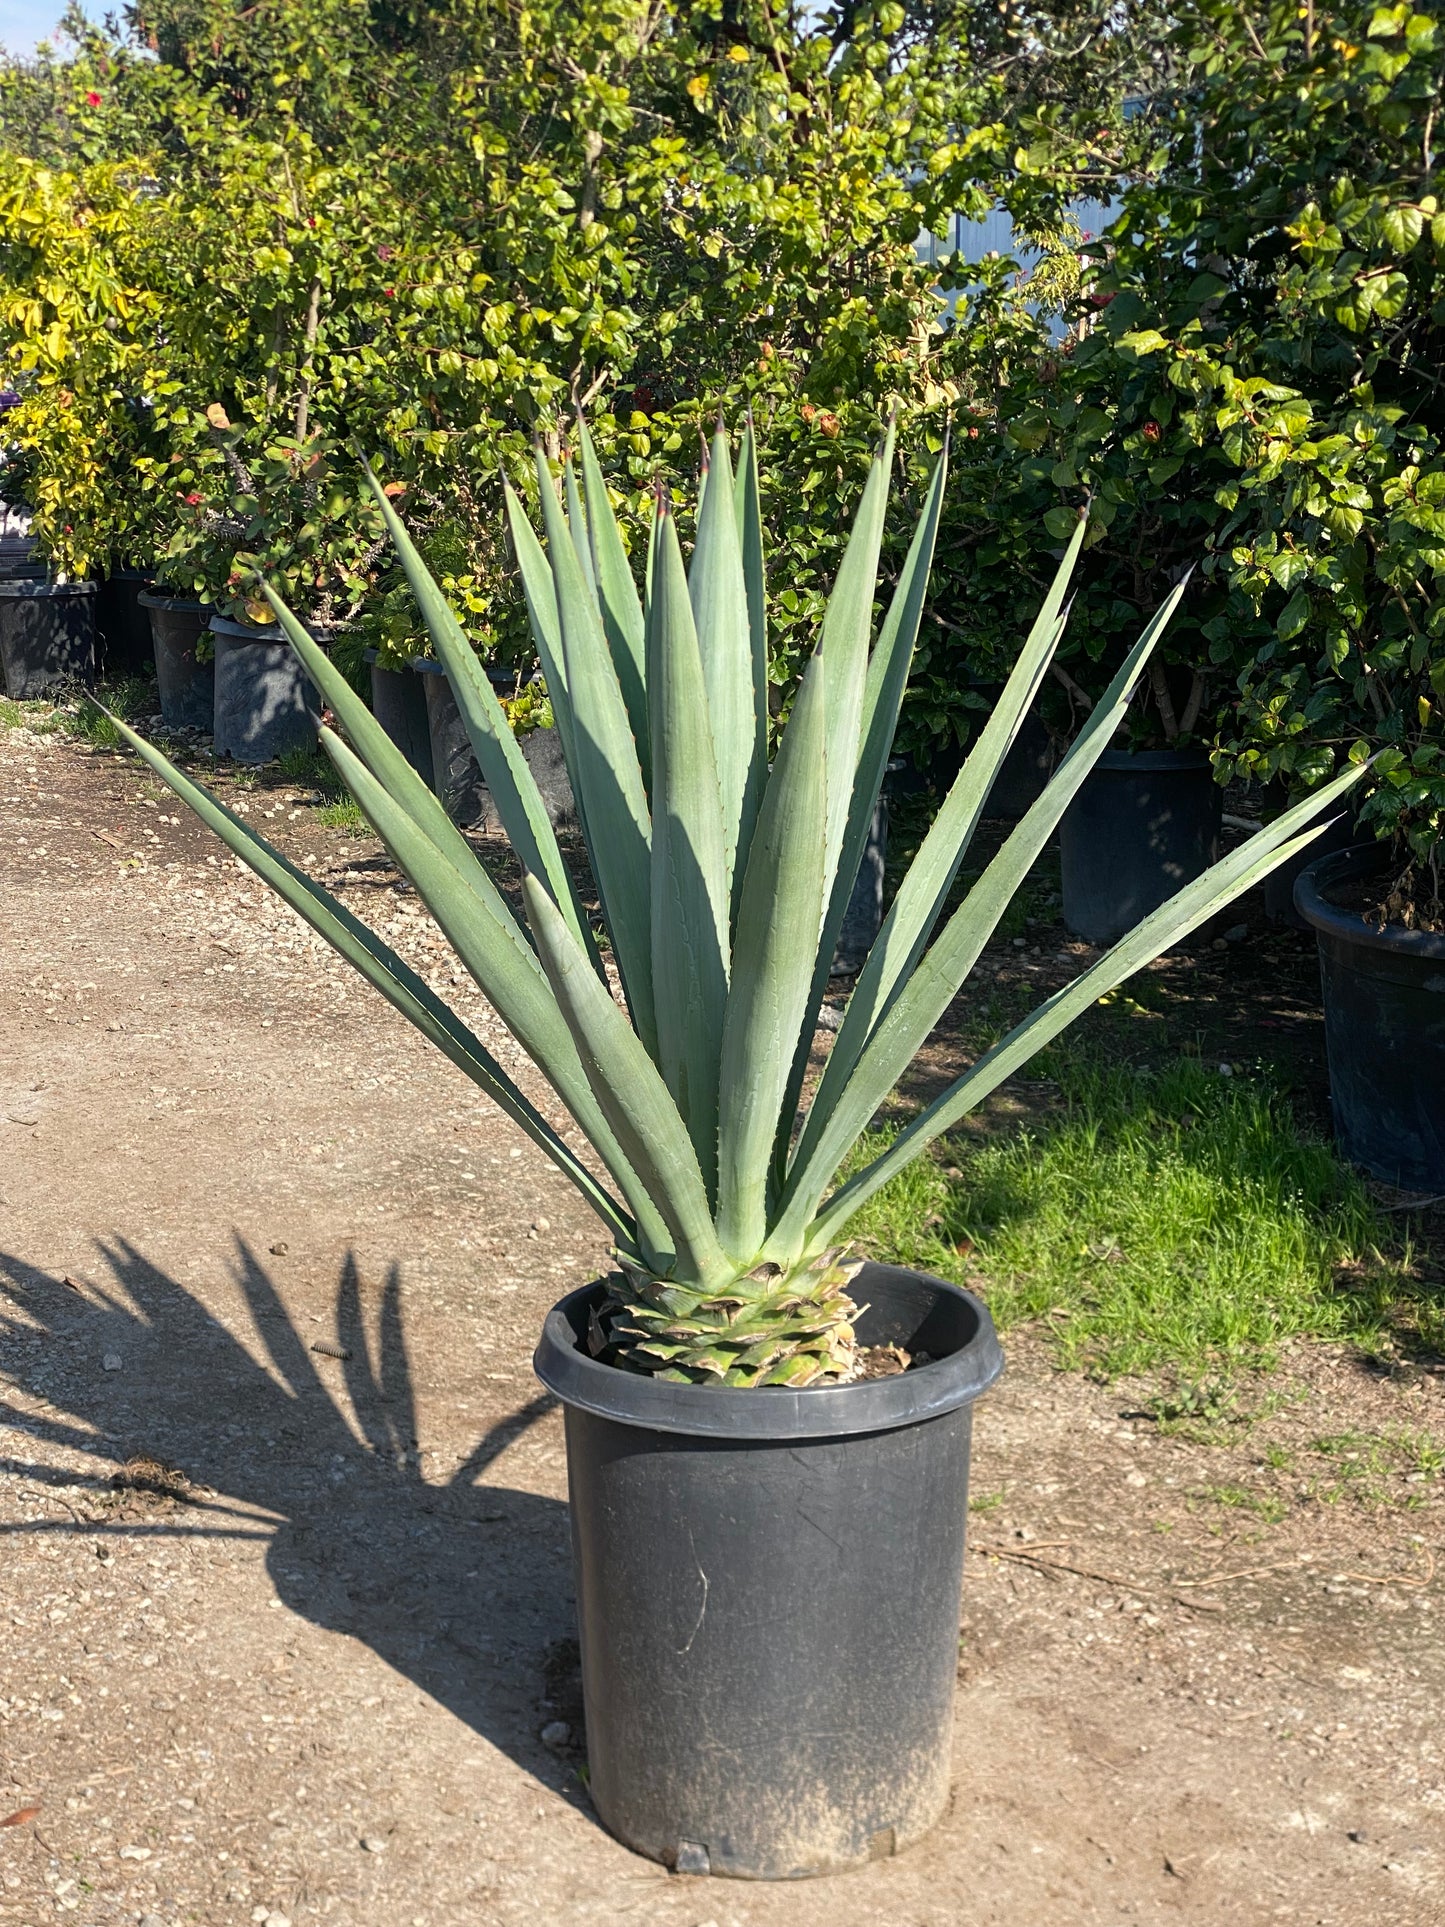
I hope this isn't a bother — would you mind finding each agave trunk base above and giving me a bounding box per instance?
[534,1263,1003,1879]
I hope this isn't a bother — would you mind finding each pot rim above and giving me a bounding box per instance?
[208,613,284,642]
[1091,746,1213,773]
[0,578,97,599]
[534,1263,1004,1441]
[1295,844,1445,961]
[138,590,207,612]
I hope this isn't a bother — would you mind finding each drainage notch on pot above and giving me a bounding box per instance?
[210,614,321,764]
[535,1263,1003,1880]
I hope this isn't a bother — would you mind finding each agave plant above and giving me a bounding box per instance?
[110,416,1361,1388]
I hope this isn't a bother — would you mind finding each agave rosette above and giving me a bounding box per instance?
[109,416,1363,1387]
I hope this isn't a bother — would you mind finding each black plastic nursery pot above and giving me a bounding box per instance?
[1295,846,1445,1192]
[210,614,321,764]
[366,652,435,788]
[988,707,1057,821]
[0,579,96,698]
[534,1263,1004,1880]
[1059,746,1222,946]
[95,570,155,678]
[1263,808,1355,927]
[414,657,489,825]
[140,593,214,731]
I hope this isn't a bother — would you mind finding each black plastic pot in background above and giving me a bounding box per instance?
[366,653,434,787]
[0,539,44,579]
[987,708,1057,820]
[211,614,321,764]
[95,570,155,678]
[1295,846,1445,1191]
[518,723,576,828]
[831,797,888,977]
[140,593,214,731]
[0,579,96,697]
[1262,799,1356,928]
[1060,747,1222,946]
[414,658,492,826]
[535,1264,1004,1880]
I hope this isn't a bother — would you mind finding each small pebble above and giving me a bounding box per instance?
[139,1915,169,1927]
[1222,922,1249,943]
[360,1835,388,1853]
[103,1353,123,1372]
[269,1240,289,1256]
[533,1216,550,1231]
[540,1720,571,1751]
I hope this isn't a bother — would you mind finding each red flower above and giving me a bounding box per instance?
[383,286,396,297]
[1142,421,1162,444]
[85,90,102,106]
[183,491,202,506]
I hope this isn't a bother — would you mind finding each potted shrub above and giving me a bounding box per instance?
[1074,5,1445,1184]
[106,418,1358,1878]
[920,280,1241,944]
[159,411,386,762]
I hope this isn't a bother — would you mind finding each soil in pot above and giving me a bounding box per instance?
[140,593,215,731]
[534,1263,1003,1880]
[367,654,434,788]
[211,615,321,764]
[95,570,156,679]
[1060,747,1222,946]
[1295,845,1445,1191]
[0,579,97,697]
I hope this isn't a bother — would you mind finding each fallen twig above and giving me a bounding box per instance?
[1334,1548,1435,1590]
[18,1487,91,1526]
[972,1543,1154,1592]
[1173,1560,1309,1589]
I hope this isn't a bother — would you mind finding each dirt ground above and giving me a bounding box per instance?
[2,721,1443,1927]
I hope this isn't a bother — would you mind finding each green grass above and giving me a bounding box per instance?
[277,744,334,786]
[846,1051,1434,1376]
[316,795,366,831]
[1,678,155,748]
[0,692,60,733]
[274,744,364,829]
[1306,1428,1445,1506]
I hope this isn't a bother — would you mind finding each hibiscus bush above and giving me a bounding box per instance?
[921,2,1445,882]
[0,1,1139,661]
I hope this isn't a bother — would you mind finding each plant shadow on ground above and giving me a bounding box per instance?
[0,1239,586,1800]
